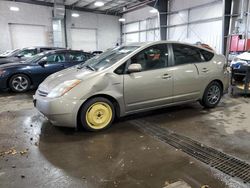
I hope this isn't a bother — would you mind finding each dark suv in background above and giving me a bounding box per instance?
[0,47,64,65]
[0,50,93,92]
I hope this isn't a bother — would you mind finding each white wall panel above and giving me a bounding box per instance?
[188,21,222,53]
[66,10,120,51]
[10,24,48,49]
[168,26,188,41]
[169,11,188,26]
[170,0,218,11]
[189,3,222,22]
[0,1,53,52]
[125,33,139,43]
[71,28,97,51]
[126,22,139,33]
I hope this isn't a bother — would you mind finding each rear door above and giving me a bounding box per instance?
[171,43,204,102]
[124,44,173,112]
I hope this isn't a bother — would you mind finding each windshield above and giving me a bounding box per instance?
[24,52,46,64]
[78,46,139,71]
[0,49,20,57]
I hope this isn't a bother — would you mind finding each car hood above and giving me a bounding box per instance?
[38,66,95,93]
[237,52,250,61]
[0,57,24,65]
[0,62,29,69]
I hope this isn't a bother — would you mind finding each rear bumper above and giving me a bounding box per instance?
[34,93,85,128]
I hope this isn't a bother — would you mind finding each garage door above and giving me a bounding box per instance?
[9,24,48,49]
[71,28,97,52]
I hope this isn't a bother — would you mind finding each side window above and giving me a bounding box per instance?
[114,63,126,75]
[69,52,87,62]
[200,49,214,61]
[172,44,204,65]
[130,44,168,71]
[18,49,37,57]
[42,54,66,64]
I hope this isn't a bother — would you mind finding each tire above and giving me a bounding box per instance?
[200,81,222,108]
[233,75,245,82]
[9,74,31,93]
[79,97,115,131]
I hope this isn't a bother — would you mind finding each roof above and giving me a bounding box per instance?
[9,0,152,15]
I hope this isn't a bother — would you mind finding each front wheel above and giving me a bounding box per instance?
[79,97,115,131]
[9,74,31,93]
[200,81,222,108]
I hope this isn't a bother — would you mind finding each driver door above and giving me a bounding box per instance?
[31,53,67,85]
[124,44,173,112]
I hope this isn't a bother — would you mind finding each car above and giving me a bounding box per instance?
[34,41,229,131]
[0,46,64,65]
[230,51,250,81]
[0,49,93,92]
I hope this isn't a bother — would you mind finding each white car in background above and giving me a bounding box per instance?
[230,51,250,81]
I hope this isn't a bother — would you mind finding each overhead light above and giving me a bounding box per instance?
[119,18,126,22]
[149,8,158,13]
[72,13,79,18]
[10,6,19,11]
[94,1,104,7]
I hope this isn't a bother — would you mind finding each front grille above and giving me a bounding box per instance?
[131,119,250,184]
[38,89,48,97]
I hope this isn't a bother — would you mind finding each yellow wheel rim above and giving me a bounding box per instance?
[86,102,113,129]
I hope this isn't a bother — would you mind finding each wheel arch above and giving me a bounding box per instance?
[210,79,224,91]
[7,72,33,88]
[76,94,121,129]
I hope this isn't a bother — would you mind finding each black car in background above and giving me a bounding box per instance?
[0,50,93,92]
[0,47,64,65]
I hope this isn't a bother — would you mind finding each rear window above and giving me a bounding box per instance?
[200,49,214,61]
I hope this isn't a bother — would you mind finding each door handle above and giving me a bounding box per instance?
[162,74,171,79]
[201,68,209,73]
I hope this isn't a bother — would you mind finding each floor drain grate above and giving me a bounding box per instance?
[131,119,250,184]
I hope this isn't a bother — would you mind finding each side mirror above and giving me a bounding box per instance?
[128,64,142,73]
[15,54,23,58]
[38,60,47,67]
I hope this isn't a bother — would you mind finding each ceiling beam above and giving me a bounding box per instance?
[105,0,138,13]
[5,0,121,16]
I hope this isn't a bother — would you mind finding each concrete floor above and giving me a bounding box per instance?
[0,91,249,188]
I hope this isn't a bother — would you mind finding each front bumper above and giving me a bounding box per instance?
[34,93,85,128]
[0,76,8,90]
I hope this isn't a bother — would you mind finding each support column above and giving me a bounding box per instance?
[157,0,168,40]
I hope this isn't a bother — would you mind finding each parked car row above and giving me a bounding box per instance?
[31,41,229,131]
[0,48,93,92]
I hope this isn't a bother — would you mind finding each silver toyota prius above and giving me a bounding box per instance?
[34,41,229,131]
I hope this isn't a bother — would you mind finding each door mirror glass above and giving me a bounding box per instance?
[128,64,142,73]
[38,60,47,67]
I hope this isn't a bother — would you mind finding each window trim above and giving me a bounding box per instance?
[124,44,170,73]
[170,43,207,67]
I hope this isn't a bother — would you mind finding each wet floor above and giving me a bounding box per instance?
[0,91,249,188]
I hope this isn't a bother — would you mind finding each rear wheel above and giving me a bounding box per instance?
[9,74,31,93]
[200,81,222,108]
[79,97,115,131]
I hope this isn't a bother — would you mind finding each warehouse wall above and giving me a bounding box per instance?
[0,1,120,53]
[167,0,223,53]
[66,10,120,51]
[122,6,160,44]
[0,1,53,52]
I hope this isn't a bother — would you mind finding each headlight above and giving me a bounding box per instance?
[0,69,6,76]
[47,79,81,98]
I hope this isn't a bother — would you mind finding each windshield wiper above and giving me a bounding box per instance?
[85,65,96,71]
